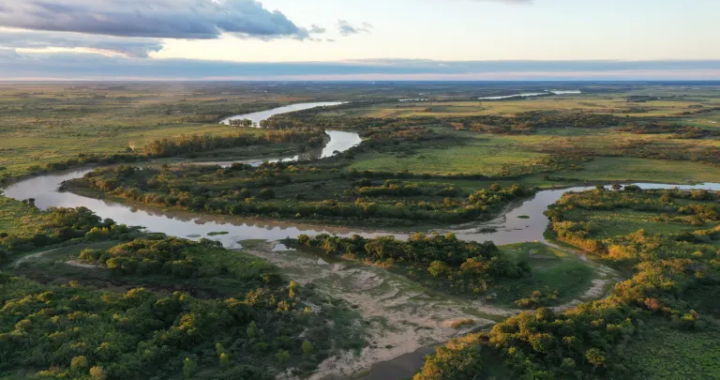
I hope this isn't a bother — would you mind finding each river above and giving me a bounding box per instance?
[4,102,720,380]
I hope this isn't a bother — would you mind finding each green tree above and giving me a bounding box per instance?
[428,260,450,278]
[71,355,89,370]
[89,366,106,380]
[183,358,197,378]
[246,321,258,338]
[302,340,315,355]
[219,352,230,368]
[276,350,290,363]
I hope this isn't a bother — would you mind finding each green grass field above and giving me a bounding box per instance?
[0,83,320,176]
[543,157,720,184]
[350,139,548,176]
[492,242,598,307]
[565,209,718,239]
[0,196,41,236]
[321,95,720,118]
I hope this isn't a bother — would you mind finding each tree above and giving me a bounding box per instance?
[219,353,230,367]
[428,260,450,278]
[413,343,482,380]
[89,366,106,380]
[585,348,607,368]
[71,356,89,370]
[276,350,290,363]
[183,358,197,378]
[302,340,315,355]
[246,321,258,338]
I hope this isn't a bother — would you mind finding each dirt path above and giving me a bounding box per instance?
[12,248,61,268]
[11,242,112,269]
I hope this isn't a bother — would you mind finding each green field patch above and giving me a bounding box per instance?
[542,157,720,184]
[350,141,548,176]
[491,242,596,307]
[565,209,716,239]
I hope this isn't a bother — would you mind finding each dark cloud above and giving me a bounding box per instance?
[0,30,162,57]
[0,0,307,39]
[337,20,373,36]
[0,53,718,80]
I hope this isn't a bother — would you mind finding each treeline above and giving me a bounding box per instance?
[618,121,720,139]
[295,233,530,293]
[142,130,326,158]
[545,187,720,254]
[0,207,137,260]
[68,164,535,226]
[78,237,281,290]
[0,273,358,379]
[415,187,720,379]
[265,108,624,136]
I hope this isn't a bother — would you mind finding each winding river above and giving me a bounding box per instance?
[5,101,720,247]
[5,102,720,380]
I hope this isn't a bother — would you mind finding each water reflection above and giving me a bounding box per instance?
[219,102,346,125]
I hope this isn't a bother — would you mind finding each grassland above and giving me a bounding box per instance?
[492,242,598,306]
[542,157,720,184]
[321,93,720,119]
[0,83,331,176]
[350,139,549,176]
[564,208,720,239]
[0,196,41,236]
[349,126,720,184]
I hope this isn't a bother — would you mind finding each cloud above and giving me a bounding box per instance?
[0,29,162,57]
[337,20,373,36]
[0,0,307,40]
[0,53,718,80]
[309,24,326,34]
[465,0,532,3]
[0,48,19,59]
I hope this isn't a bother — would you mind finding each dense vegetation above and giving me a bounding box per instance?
[141,130,326,158]
[0,209,364,379]
[0,269,360,379]
[63,163,535,226]
[416,187,720,380]
[0,206,137,261]
[294,233,531,296]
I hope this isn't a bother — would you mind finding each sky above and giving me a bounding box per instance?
[0,0,718,80]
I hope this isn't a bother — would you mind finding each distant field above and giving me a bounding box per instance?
[350,139,548,176]
[0,83,318,176]
[323,94,720,118]
[565,209,717,239]
[542,157,720,184]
